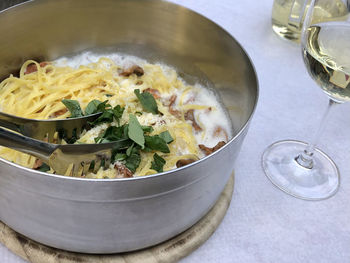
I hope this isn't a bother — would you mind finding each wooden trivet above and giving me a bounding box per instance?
[0,173,234,263]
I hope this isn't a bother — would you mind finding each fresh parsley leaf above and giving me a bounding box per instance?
[63,98,124,127]
[141,125,154,133]
[64,128,79,144]
[61,99,83,118]
[159,131,173,144]
[97,100,111,112]
[38,163,50,172]
[123,124,129,139]
[100,159,105,168]
[95,126,126,143]
[85,99,102,115]
[144,135,170,153]
[134,89,158,114]
[151,153,166,173]
[89,102,124,126]
[113,105,125,126]
[92,110,114,125]
[128,114,145,148]
[114,153,127,161]
[142,146,152,152]
[126,143,134,156]
[105,94,113,97]
[125,151,141,173]
[89,161,95,170]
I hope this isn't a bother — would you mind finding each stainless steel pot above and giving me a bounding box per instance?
[0,0,258,253]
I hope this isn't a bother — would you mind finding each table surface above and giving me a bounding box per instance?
[1,0,350,263]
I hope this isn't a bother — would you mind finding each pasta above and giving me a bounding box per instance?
[0,53,232,178]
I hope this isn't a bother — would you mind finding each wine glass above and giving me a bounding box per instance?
[262,0,350,200]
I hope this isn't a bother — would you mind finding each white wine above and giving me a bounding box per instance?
[272,0,348,42]
[303,23,350,102]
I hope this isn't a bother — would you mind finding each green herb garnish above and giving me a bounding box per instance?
[84,99,103,115]
[90,104,125,126]
[94,125,126,143]
[38,163,50,172]
[61,99,84,118]
[92,110,114,125]
[141,125,154,133]
[61,127,79,144]
[128,114,145,148]
[125,147,141,173]
[126,143,134,156]
[85,99,112,116]
[151,153,166,173]
[134,89,158,114]
[159,131,174,144]
[113,105,125,126]
[61,97,172,174]
[114,153,127,161]
[145,135,170,153]
[61,99,124,126]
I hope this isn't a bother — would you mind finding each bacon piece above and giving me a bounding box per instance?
[35,107,44,114]
[199,141,226,156]
[33,159,43,169]
[114,163,133,178]
[24,62,49,75]
[176,159,196,168]
[213,126,229,142]
[169,107,181,118]
[169,94,176,106]
[144,88,161,99]
[162,95,174,107]
[119,65,144,77]
[165,95,181,118]
[40,62,49,67]
[25,64,37,74]
[50,108,68,118]
[184,109,202,132]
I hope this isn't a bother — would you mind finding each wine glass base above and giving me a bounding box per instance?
[262,140,340,200]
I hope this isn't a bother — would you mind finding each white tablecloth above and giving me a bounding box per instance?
[1,1,350,262]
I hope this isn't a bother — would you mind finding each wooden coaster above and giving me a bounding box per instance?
[0,173,234,263]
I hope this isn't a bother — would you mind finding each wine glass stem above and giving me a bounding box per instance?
[295,99,338,169]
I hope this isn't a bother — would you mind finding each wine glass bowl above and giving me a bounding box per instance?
[302,23,350,103]
[263,0,349,200]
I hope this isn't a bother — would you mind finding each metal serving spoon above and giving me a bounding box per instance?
[0,111,102,143]
[0,127,130,177]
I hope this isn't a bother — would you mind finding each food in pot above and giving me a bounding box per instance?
[0,52,232,178]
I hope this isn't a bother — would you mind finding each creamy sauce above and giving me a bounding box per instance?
[55,51,232,150]
[54,51,233,177]
[0,50,234,178]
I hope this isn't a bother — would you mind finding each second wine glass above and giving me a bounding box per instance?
[263,0,350,200]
